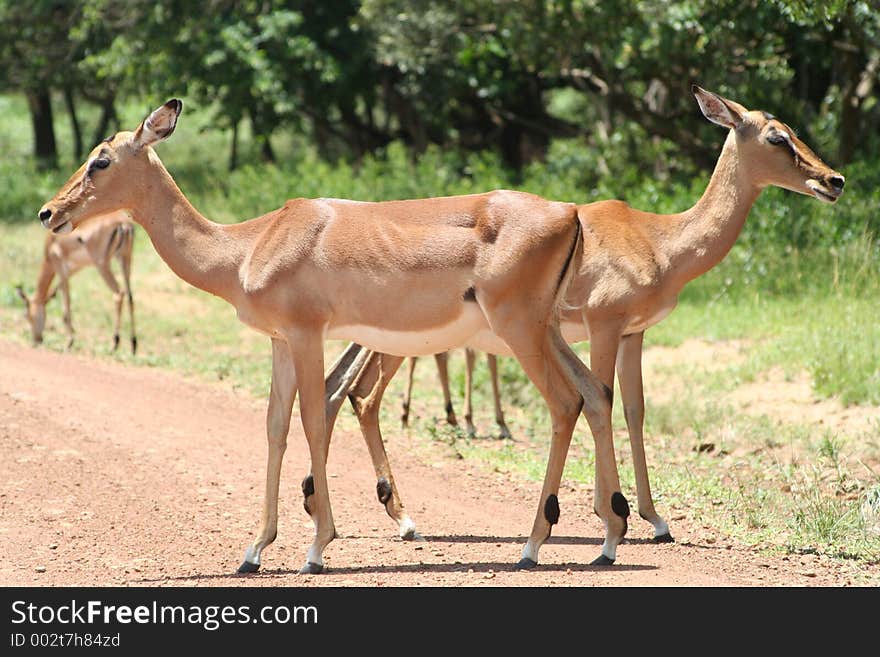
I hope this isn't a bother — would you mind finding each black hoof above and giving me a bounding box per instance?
[237,560,260,574]
[515,558,538,570]
[591,554,615,566]
[653,532,675,544]
[299,562,324,575]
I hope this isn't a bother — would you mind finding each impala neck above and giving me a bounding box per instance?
[668,131,762,284]
[33,256,56,304]
[127,153,244,302]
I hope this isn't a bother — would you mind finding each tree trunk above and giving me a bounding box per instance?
[228,119,239,171]
[91,96,118,148]
[248,108,276,164]
[62,86,83,160]
[497,77,550,174]
[260,134,276,163]
[838,46,862,165]
[838,50,878,164]
[27,89,58,169]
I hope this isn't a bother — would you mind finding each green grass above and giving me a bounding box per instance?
[1,92,878,576]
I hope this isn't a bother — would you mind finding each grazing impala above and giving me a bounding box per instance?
[321,86,846,551]
[401,349,511,439]
[17,211,137,353]
[38,99,631,574]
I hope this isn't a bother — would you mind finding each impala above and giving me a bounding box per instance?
[401,349,511,439]
[321,86,846,551]
[38,99,631,574]
[17,211,137,353]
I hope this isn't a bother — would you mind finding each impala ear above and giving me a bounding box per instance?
[692,85,746,129]
[132,99,183,149]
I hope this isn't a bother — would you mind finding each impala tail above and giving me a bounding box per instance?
[105,221,135,261]
[554,217,584,317]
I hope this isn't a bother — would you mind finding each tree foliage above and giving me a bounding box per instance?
[1,0,877,173]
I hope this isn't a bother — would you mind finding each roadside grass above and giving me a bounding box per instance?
[409,358,880,570]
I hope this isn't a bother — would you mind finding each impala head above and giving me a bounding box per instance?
[38,99,183,233]
[15,285,55,344]
[693,85,844,203]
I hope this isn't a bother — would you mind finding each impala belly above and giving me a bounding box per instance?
[624,297,678,334]
[328,302,488,357]
[553,297,678,345]
[51,244,92,276]
[463,329,513,356]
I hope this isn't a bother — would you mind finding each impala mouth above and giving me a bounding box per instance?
[806,180,841,204]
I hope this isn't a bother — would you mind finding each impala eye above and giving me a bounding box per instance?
[767,133,787,146]
[93,158,111,169]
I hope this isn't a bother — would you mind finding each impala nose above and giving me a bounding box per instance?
[829,175,845,191]
[39,208,52,222]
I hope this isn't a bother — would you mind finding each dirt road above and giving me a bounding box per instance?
[0,339,866,586]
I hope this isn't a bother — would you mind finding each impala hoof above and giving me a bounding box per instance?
[401,527,423,541]
[299,562,324,575]
[591,554,615,566]
[237,560,260,574]
[653,532,674,544]
[399,517,421,541]
[515,558,537,570]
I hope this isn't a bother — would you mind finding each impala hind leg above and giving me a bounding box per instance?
[238,338,296,573]
[617,332,671,542]
[94,262,124,352]
[495,329,581,568]
[486,353,512,439]
[435,351,458,426]
[552,326,630,565]
[348,351,418,540]
[118,245,137,354]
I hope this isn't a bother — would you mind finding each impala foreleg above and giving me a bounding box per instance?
[617,332,672,542]
[463,348,476,436]
[287,328,335,574]
[348,351,418,540]
[58,278,74,349]
[238,338,297,574]
[324,342,370,435]
[401,357,416,428]
[486,353,511,439]
[553,325,629,565]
